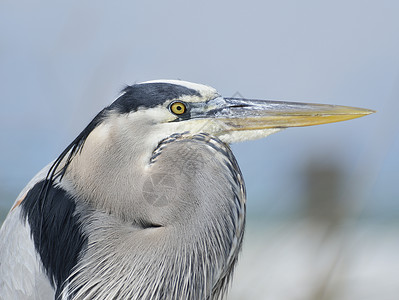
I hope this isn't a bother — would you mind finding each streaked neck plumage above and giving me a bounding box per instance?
[62,130,246,299]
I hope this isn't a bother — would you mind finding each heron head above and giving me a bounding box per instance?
[103,79,374,146]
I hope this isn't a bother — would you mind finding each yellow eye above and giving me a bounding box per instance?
[170,101,187,115]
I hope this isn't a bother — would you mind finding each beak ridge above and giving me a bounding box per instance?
[212,98,375,130]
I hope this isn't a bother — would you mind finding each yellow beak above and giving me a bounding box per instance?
[205,98,375,130]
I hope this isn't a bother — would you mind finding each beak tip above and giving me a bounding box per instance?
[354,108,376,116]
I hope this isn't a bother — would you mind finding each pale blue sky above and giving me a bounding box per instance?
[1,0,398,218]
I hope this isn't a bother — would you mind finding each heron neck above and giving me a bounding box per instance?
[62,133,246,299]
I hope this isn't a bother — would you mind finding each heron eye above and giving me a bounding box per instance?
[170,102,186,115]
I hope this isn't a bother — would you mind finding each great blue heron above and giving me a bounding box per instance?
[0,80,373,299]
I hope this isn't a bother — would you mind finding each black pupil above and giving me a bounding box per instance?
[176,106,182,111]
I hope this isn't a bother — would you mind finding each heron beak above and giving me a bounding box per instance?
[205,97,375,130]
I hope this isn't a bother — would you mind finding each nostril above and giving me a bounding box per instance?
[230,104,250,108]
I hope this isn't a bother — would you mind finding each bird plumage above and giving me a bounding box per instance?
[0,79,373,299]
[61,134,245,299]
[0,166,55,299]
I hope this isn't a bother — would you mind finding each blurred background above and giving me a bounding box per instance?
[1,1,398,299]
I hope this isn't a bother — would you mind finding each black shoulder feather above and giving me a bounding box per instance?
[21,180,88,297]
